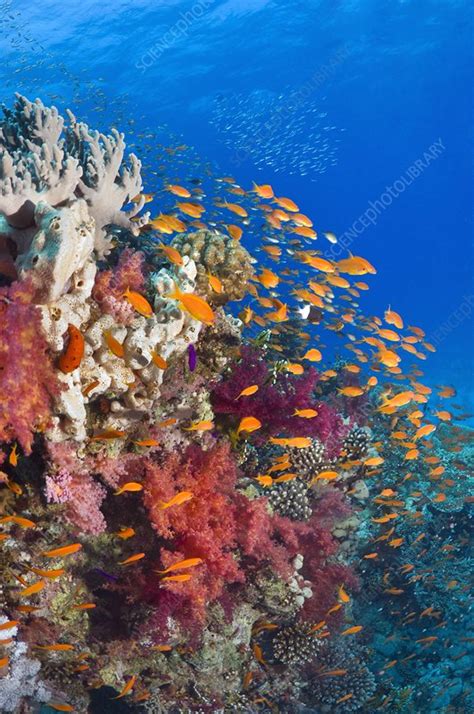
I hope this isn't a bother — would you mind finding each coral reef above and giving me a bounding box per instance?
[0,94,470,713]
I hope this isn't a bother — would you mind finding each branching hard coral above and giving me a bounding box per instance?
[0,278,61,452]
[0,95,82,227]
[171,228,255,304]
[212,345,345,449]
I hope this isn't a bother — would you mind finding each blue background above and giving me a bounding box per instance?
[0,0,472,408]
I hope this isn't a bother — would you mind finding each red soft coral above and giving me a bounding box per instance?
[92,248,146,324]
[0,279,61,452]
[142,443,244,630]
[141,442,308,637]
[141,441,357,639]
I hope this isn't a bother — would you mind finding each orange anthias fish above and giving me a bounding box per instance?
[258,268,280,289]
[341,625,363,636]
[123,288,153,317]
[227,224,243,241]
[90,429,126,441]
[311,470,339,482]
[384,307,404,329]
[155,557,203,574]
[0,515,36,528]
[253,182,274,199]
[303,348,322,362]
[42,543,82,558]
[17,580,45,598]
[8,443,18,466]
[337,254,376,275]
[114,482,143,496]
[338,386,364,397]
[176,201,205,218]
[118,553,146,566]
[157,491,193,509]
[256,474,274,487]
[269,437,312,448]
[115,527,135,539]
[158,242,184,266]
[207,273,223,294]
[104,330,125,359]
[113,675,137,699]
[134,439,160,447]
[167,184,191,198]
[161,573,192,583]
[183,420,214,432]
[293,408,318,418]
[235,385,259,399]
[337,585,350,603]
[28,566,65,580]
[237,416,262,435]
[167,284,214,324]
[58,324,85,374]
[150,349,168,370]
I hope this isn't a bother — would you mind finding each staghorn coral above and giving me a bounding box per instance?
[171,228,255,304]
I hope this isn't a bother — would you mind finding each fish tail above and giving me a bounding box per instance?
[166,282,182,302]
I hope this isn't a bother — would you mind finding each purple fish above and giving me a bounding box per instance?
[188,343,197,372]
[93,568,118,582]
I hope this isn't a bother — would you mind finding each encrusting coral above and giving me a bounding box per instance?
[171,228,255,304]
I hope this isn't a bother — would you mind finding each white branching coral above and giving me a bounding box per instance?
[0,93,146,255]
[0,615,52,711]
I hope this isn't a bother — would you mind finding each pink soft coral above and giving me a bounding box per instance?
[0,279,61,452]
[212,346,345,454]
[45,443,107,535]
[92,248,146,324]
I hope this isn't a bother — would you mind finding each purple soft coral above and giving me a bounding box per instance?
[212,346,345,452]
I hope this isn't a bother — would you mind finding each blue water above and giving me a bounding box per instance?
[0,0,472,408]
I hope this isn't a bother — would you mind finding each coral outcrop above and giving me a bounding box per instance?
[171,228,255,304]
